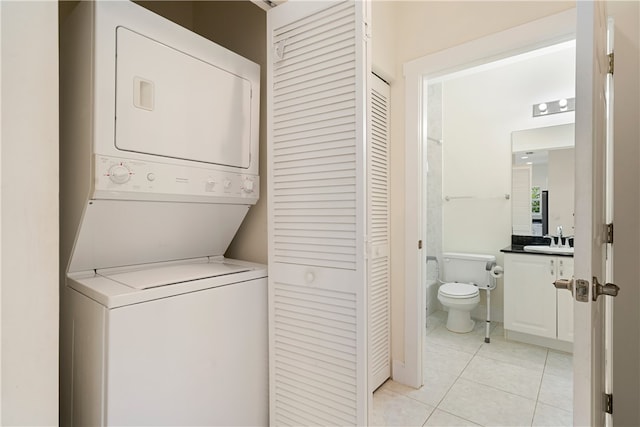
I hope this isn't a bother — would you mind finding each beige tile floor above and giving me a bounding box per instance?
[372,311,573,426]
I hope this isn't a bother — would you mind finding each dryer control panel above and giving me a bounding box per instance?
[93,155,259,204]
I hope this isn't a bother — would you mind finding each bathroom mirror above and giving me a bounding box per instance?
[511,123,575,236]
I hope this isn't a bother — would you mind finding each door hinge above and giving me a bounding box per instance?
[604,393,613,414]
[608,52,614,75]
[606,223,614,244]
[418,240,423,250]
[363,20,372,40]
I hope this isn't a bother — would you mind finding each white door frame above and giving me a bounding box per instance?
[399,9,577,389]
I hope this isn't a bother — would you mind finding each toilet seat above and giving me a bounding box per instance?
[439,282,479,299]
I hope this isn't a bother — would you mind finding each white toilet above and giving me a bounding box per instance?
[438,252,496,333]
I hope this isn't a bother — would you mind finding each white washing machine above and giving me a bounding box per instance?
[59,2,266,425]
[67,258,268,426]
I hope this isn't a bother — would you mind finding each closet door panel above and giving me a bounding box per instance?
[368,74,390,392]
[267,1,370,425]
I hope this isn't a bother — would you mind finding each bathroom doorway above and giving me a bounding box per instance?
[385,10,579,426]
[423,41,576,426]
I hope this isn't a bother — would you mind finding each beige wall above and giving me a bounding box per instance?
[1,1,59,424]
[609,1,640,424]
[134,1,268,265]
[135,1,195,30]
[192,2,268,265]
[371,0,397,82]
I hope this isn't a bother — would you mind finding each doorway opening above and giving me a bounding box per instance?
[424,40,576,425]
[394,8,580,427]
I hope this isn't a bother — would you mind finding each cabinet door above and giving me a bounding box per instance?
[556,257,574,342]
[504,254,557,339]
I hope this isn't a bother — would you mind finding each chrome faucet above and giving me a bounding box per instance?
[543,234,557,247]
[543,226,564,247]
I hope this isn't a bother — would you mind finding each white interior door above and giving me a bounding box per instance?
[267,1,370,425]
[368,74,390,392]
[573,1,613,425]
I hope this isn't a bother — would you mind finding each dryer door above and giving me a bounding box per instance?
[115,27,254,169]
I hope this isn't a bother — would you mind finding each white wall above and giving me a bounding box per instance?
[440,45,575,321]
[1,1,59,424]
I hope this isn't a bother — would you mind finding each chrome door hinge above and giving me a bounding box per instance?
[608,52,614,75]
[606,223,614,244]
[604,393,613,414]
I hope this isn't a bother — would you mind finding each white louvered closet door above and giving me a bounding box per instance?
[267,1,370,425]
[368,74,390,392]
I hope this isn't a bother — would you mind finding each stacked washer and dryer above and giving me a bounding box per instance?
[59,2,267,426]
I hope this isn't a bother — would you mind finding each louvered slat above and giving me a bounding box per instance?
[272,2,357,271]
[273,282,357,426]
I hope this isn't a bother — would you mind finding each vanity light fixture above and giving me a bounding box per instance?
[558,98,568,109]
[533,97,575,117]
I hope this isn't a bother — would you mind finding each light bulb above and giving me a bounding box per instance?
[538,103,547,112]
[559,98,568,109]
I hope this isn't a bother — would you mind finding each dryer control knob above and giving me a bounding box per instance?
[109,164,131,184]
[243,179,255,193]
[223,179,232,189]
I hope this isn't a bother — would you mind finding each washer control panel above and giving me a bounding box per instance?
[94,155,259,203]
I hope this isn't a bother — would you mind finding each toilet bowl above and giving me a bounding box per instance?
[438,282,480,333]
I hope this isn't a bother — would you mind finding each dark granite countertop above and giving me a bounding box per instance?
[500,235,574,257]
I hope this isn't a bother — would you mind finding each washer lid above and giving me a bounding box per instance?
[98,261,250,290]
[440,282,479,298]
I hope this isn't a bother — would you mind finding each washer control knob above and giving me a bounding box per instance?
[147,173,156,182]
[223,179,232,189]
[108,164,131,184]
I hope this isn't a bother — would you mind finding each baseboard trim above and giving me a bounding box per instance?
[505,330,573,353]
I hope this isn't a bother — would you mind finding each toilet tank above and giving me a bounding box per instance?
[442,252,496,286]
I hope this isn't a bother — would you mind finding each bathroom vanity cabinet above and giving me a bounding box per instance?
[503,253,574,347]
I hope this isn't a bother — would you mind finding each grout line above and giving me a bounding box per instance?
[423,408,480,427]
[531,401,540,426]
[534,350,549,407]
